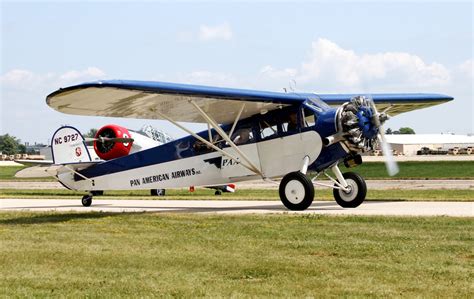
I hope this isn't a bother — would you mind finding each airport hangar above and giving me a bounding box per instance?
[385,134,474,156]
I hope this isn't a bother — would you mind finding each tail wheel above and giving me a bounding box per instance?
[333,172,367,208]
[279,171,314,211]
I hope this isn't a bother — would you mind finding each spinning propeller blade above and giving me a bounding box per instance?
[368,98,399,176]
[84,137,134,143]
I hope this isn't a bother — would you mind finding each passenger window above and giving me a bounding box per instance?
[231,128,254,145]
[193,139,213,154]
[282,111,300,132]
[260,120,278,139]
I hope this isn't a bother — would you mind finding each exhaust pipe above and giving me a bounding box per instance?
[323,133,345,147]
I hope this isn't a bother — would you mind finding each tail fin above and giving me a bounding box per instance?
[51,126,92,164]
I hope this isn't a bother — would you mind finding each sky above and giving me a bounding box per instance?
[1,0,473,144]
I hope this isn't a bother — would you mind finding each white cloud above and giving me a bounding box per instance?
[458,59,473,78]
[261,38,451,92]
[259,65,297,79]
[59,67,105,83]
[198,23,233,41]
[176,70,240,87]
[1,67,106,92]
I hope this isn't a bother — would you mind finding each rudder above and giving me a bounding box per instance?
[51,126,92,164]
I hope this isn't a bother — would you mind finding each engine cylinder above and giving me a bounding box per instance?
[93,124,133,160]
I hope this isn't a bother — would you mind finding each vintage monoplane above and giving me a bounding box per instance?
[16,80,453,210]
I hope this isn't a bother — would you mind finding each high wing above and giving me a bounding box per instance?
[317,93,453,116]
[47,80,453,123]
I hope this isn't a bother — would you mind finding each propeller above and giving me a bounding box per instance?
[367,99,399,176]
[84,137,134,143]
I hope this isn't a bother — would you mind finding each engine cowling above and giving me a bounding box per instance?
[93,124,133,160]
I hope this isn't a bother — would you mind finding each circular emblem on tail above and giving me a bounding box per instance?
[75,147,82,157]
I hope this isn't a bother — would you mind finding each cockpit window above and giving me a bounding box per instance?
[303,108,316,127]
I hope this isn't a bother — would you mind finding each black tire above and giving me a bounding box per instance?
[215,190,222,196]
[279,171,315,211]
[333,172,367,208]
[81,195,92,207]
[91,190,104,196]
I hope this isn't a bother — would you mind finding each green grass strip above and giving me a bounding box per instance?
[0,212,471,297]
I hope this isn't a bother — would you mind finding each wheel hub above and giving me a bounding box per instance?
[338,179,358,202]
[285,180,306,204]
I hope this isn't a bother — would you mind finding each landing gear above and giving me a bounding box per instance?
[333,172,367,208]
[215,190,222,196]
[81,194,93,207]
[279,171,314,211]
[311,164,367,209]
[151,189,166,196]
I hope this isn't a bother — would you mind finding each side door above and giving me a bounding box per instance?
[220,126,262,179]
[256,107,322,178]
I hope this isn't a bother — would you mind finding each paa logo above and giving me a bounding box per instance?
[222,158,239,167]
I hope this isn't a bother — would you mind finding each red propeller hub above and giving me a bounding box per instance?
[93,124,133,160]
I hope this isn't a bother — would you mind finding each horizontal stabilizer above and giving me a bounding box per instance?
[15,162,100,178]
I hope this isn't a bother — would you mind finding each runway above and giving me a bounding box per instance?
[1,198,472,217]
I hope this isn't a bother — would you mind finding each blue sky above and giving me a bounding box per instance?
[1,1,473,143]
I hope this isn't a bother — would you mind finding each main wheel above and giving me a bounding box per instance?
[215,190,222,196]
[333,172,367,208]
[279,171,314,211]
[81,195,92,207]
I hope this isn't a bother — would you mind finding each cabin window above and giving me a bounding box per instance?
[282,112,297,132]
[231,127,255,145]
[193,139,214,153]
[260,120,278,139]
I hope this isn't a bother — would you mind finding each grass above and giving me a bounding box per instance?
[350,160,474,179]
[2,161,474,182]
[0,166,54,181]
[1,188,473,201]
[0,212,471,297]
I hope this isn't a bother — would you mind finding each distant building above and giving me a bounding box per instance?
[386,134,474,156]
[24,142,48,154]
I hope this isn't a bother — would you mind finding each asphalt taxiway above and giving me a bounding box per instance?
[1,199,472,217]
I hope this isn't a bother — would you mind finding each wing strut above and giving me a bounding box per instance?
[153,109,263,177]
[189,100,263,177]
[228,103,245,139]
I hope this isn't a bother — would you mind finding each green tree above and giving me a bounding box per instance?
[385,128,393,135]
[398,127,416,134]
[18,144,27,154]
[84,128,98,138]
[0,134,22,155]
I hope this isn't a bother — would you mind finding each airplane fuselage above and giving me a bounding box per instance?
[57,101,350,191]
